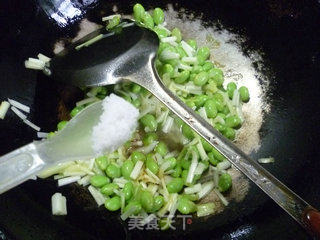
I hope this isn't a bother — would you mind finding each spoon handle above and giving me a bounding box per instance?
[0,143,45,194]
[130,56,319,237]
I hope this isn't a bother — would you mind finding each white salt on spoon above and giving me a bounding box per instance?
[91,94,139,155]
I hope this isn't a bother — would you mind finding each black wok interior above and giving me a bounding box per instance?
[0,0,319,239]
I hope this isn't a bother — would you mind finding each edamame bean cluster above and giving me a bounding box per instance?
[52,3,250,229]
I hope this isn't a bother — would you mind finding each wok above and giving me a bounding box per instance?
[0,0,319,239]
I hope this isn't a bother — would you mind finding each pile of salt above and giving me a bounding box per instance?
[92,94,139,154]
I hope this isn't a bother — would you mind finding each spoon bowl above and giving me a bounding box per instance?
[50,22,158,87]
[0,100,103,194]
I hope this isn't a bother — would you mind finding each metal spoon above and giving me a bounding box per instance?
[49,22,320,237]
[1,21,319,237]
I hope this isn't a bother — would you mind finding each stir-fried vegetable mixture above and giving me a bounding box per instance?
[39,3,251,229]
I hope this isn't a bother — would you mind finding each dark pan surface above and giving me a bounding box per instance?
[0,0,320,239]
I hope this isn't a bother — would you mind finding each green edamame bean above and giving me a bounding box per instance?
[225,115,242,128]
[227,82,237,98]
[111,26,123,35]
[47,132,55,138]
[133,3,145,22]
[200,138,213,152]
[221,105,230,115]
[171,28,182,42]
[189,73,196,82]
[153,26,168,38]
[181,169,189,184]
[155,142,168,156]
[218,173,232,192]
[162,64,174,77]
[211,147,226,162]
[186,99,196,108]
[140,190,154,212]
[239,86,250,102]
[171,165,182,178]
[123,182,134,201]
[57,121,68,131]
[182,124,194,140]
[142,132,158,146]
[204,99,218,118]
[174,70,190,84]
[192,65,203,74]
[106,16,120,30]
[177,151,186,164]
[181,194,199,201]
[153,8,164,25]
[121,160,134,179]
[210,98,223,112]
[164,157,177,170]
[140,114,157,132]
[131,151,146,164]
[131,84,141,93]
[208,152,218,166]
[105,196,121,211]
[90,175,110,188]
[146,154,159,175]
[100,183,118,196]
[166,178,184,193]
[214,123,226,132]
[202,62,214,71]
[223,127,235,140]
[194,71,209,86]
[181,158,191,170]
[95,156,108,170]
[186,100,196,108]
[165,59,179,68]
[132,98,141,108]
[142,12,154,29]
[217,113,226,119]
[97,86,107,95]
[193,95,209,108]
[212,93,224,103]
[124,200,142,215]
[140,87,150,96]
[160,45,176,55]
[176,46,187,58]
[197,47,210,65]
[177,197,196,214]
[153,195,164,211]
[105,164,121,179]
[158,42,171,55]
[70,106,84,117]
[187,39,197,49]
[208,68,224,87]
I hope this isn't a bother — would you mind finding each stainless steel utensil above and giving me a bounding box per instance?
[1,21,319,237]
